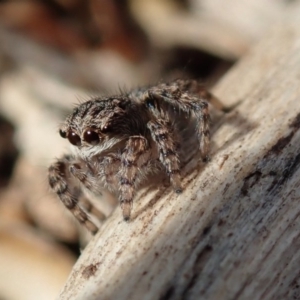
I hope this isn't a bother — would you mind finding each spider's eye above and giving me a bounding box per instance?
[67,131,81,146]
[59,129,67,138]
[83,129,100,145]
[102,124,110,133]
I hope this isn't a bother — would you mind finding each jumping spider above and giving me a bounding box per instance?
[48,79,218,234]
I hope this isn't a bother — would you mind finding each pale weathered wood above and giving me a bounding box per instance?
[59,15,300,300]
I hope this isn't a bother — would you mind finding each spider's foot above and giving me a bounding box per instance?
[175,187,183,194]
[202,155,211,163]
[121,200,132,221]
[170,174,183,194]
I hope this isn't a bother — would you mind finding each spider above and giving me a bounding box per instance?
[48,79,218,234]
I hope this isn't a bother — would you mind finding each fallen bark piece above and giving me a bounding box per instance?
[59,21,300,300]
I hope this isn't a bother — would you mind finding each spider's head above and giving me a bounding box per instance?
[59,97,133,157]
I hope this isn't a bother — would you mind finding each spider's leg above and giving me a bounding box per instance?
[48,155,103,234]
[168,79,224,111]
[118,136,150,220]
[68,162,108,222]
[147,118,182,193]
[148,80,211,161]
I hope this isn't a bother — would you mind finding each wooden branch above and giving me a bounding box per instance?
[59,19,300,300]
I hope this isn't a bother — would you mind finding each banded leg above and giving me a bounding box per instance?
[147,119,182,193]
[48,155,100,234]
[170,79,224,111]
[69,163,107,219]
[69,161,95,191]
[118,136,149,220]
[147,79,211,161]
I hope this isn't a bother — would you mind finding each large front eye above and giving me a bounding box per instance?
[67,131,81,146]
[83,129,100,145]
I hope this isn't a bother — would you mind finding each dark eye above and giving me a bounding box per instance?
[102,124,110,133]
[83,129,100,145]
[59,129,67,138]
[67,131,81,146]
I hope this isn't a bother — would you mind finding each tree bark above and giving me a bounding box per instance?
[58,15,300,300]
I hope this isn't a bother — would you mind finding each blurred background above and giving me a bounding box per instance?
[0,0,294,299]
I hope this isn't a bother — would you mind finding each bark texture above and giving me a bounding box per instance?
[59,16,300,300]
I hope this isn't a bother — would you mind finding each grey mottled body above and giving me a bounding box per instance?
[48,79,215,234]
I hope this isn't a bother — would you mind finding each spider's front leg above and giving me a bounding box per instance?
[48,155,104,234]
[118,136,150,220]
[147,118,182,194]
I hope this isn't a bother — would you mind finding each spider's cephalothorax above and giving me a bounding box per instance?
[48,79,215,234]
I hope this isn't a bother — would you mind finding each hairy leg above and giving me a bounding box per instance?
[48,155,104,234]
[118,136,150,220]
[147,119,182,193]
[169,79,224,110]
[147,79,211,161]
